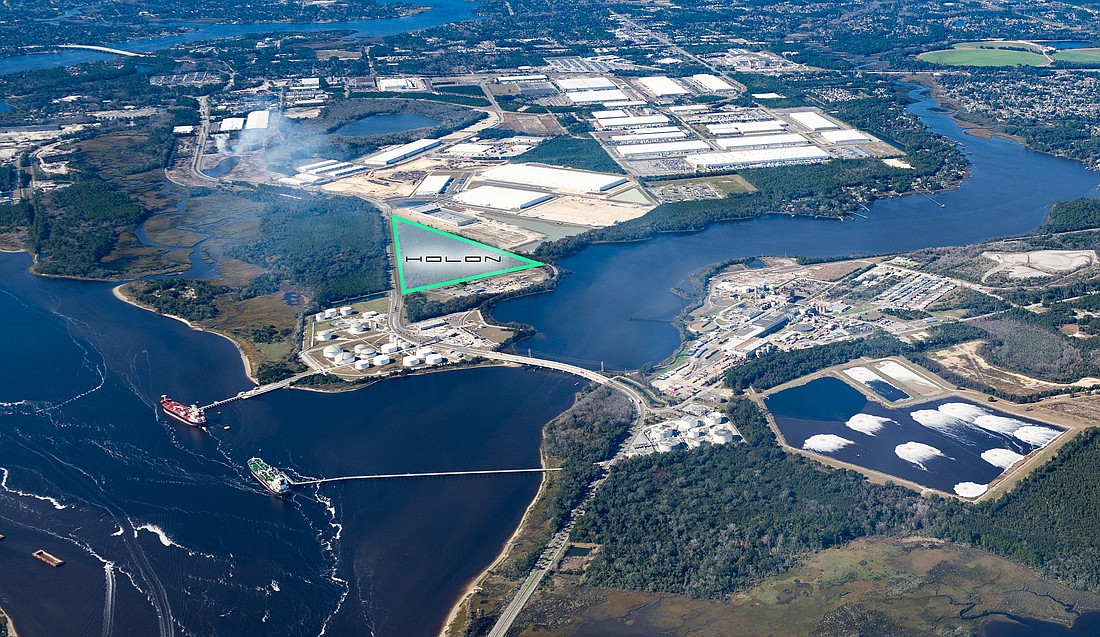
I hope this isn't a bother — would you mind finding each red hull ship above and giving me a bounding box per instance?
[160,395,207,427]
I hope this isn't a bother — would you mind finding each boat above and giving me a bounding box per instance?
[160,395,206,427]
[248,457,292,495]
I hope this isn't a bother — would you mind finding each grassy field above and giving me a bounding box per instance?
[919,47,1048,66]
[1055,48,1100,63]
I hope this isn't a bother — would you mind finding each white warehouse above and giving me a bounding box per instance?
[616,140,711,157]
[685,146,831,171]
[363,138,441,166]
[597,115,671,129]
[452,185,554,210]
[567,89,629,104]
[636,76,690,97]
[821,129,873,143]
[555,77,616,91]
[715,133,810,150]
[788,111,841,131]
[706,120,788,136]
[690,74,737,92]
[480,164,628,193]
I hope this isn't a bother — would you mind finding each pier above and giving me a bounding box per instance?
[291,467,561,486]
[198,371,317,411]
[58,44,147,58]
[33,550,64,567]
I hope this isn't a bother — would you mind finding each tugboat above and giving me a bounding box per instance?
[160,395,207,427]
[248,458,292,495]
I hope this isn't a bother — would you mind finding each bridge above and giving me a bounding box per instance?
[199,371,317,411]
[58,44,147,58]
[291,467,560,486]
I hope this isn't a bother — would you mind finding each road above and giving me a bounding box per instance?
[190,96,218,184]
[58,44,146,57]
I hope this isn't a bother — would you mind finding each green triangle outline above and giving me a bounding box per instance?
[391,215,544,294]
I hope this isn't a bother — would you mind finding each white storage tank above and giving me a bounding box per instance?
[402,355,421,367]
[340,306,354,316]
[416,347,434,358]
[362,310,379,318]
[380,343,399,355]
[324,308,339,319]
[687,427,707,440]
[685,437,705,449]
[678,418,703,432]
[322,344,342,359]
[354,344,376,355]
[334,352,356,366]
[710,428,735,444]
[354,359,372,371]
[649,426,673,440]
[656,440,679,453]
[707,411,728,424]
[424,353,444,365]
[372,355,392,366]
[348,321,367,334]
[315,313,326,323]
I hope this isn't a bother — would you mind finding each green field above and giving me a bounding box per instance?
[919,46,1049,66]
[1054,47,1100,63]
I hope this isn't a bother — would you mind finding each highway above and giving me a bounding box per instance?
[58,44,146,57]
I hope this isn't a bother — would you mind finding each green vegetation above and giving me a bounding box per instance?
[973,310,1100,383]
[1053,48,1100,64]
[511,136,625,175]
[926,287,1012,317]
[230,189,390,306]
[1042,198,1100,232]
[129,279,227,322]
[919,48,1048,67]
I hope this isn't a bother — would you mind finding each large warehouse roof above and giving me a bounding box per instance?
[413,174,453,196]
[244,110,270,130]
[611,130,688,143]
[556,77,616,91]
[452,185,555,210]
[219,117,245,132]
[706,120,787,136]
[567,89,629,104]
[821,129,873,143]
[616,140,711,156]
[636,76,690,97]
[363,138,441,166]
[597,115,671,129]
[691,74,737,92]
[480,164,628,193]
[788,111,840,131]
[715,133,809,150]
[685,146,831,170]
[592,109,627,120]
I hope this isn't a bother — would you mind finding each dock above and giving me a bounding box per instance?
[291,467,562,486]
[33,550,64,567]
[198,371,317,411]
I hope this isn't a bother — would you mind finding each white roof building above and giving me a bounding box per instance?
[690,74,737,92]
[715,133,810,150]
[821,129,873,143]
[615,140,711,156]
[444,143,492,156]
[597,115,671,129]
[363,138,441,166]
[480,164,628,193]
[555,77,616,91]
[611,130,688,143]
[685,146,831,171]
[592,109,628,120]
[567,89,629,103]
[705,120,787,136]
[636,76,690,97]
[452,185,554,210]
[788,111,841,131]
[244,110,270,130]
[413,175,453,196]
[219,117,245,132]
[299,159,341,172]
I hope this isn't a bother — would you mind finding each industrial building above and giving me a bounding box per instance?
[413,174,453,196]
[685,146,831,171]
[497,74,548,83]
[705,120,787,136]
[611,130,688,143]
[219,117,245,132]
[363,138,441,166]
[690,74,737,92]
[555,76,616,91]
[596,115,671,129]
[444,143,492,156]
[636,76,690,97]
[480,164,628,193]
[616,140,711,157]
[452,185,554,210]
[788,111,840,131]
[821,129,873,143]
[298,159,341,173]
[715,133,809,150]
[567,89,629,104]
[602,100,647,108]
[244,110,270,130]
[592,109,627,120]
[377,77,423,91]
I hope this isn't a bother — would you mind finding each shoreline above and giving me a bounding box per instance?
[110,283,256,383]
[1,607,18,637]
[439,446,557,637]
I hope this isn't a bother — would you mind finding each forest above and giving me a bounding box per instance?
[574,398,1100,600]
[511,136,625,175]
[1043,198,1100,233]
[129,279,227,322]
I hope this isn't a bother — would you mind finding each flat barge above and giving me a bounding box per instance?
[33,549,64,567]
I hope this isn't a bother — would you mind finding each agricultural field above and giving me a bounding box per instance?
[919,41,1050,66]
[1054,48,1100,64]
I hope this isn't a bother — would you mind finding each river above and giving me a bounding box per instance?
[0,0,478,75]
[492,87,1100,370]
[0,76,1098,637]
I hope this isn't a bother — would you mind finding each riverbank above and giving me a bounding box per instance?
[111,283,257,383]
[1,607,17,637]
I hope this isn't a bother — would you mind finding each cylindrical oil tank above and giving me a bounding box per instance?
[416,347,433,358]
[322,344,342,359]
[402,355,420,367]
[354,344,376,355]
[380,343,399,354]
[372,355,391,366]
[354,359,371,371]
[316,329,334,341]
[424,353,444,365]
[340,306,354,316]
[710,428,735,444]
[348,321,367,334]
[334,352,356,365]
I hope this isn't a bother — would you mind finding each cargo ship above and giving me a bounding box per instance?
[248,457,292,495]
[160,395,207,427]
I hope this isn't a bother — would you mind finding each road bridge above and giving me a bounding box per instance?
[59,44,146,57]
